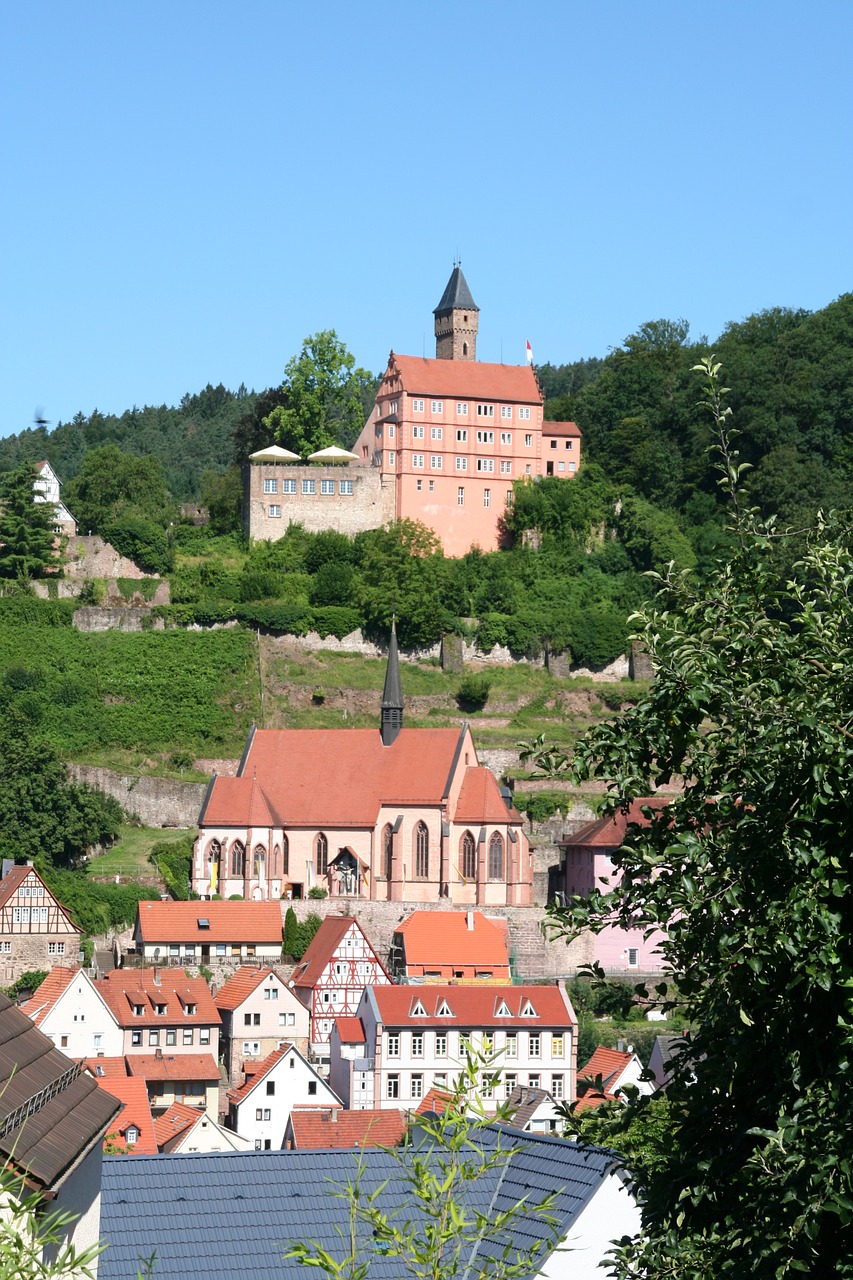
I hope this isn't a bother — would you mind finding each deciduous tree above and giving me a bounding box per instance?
[264,331,376,458]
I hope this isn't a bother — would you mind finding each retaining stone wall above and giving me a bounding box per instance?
[67,765,207,828]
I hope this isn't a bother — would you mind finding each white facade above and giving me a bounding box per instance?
[228,1045,342,1150]
[167,1112,251,1154]
[32,972,123,1060]
[293,919,391,1063]
[217,969,310,1080]
[540,1168,641,1280]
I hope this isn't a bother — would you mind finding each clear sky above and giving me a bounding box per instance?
[2,1,852,437]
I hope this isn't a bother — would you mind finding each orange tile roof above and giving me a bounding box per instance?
[289,1108,405,1149]
[126,1052,220,1082]
[135,900,283,945]
[560,798,671,850]
[21,966,78,1025]
[96,1078,158,1154]
[578,1046,636,1096]
[227,1046,290,1104]
[153,1101,203,1151]
[214,966,282,1012]
[395,912,510,970]
[84,1057,129,1079]
[542,420,581,437]
[201,776,280,827]
[334,1017,365,1044]
[371,985,575,1029]
[416,1087,453,1116]
[97,970,220,1029]
[292,916,388,990]
[0,865,79,930]
[389,353,543,405]
[454,768,521,824]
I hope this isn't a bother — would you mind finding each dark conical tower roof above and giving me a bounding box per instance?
[434,265,479,317]
[380,620,403,746]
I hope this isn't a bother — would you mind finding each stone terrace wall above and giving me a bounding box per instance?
[68,765,207,828]
[64,535,157,580]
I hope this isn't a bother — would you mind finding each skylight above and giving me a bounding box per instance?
[198,918,210,929]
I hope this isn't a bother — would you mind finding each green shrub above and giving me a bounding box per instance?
[310,606,361,638]
[456,672,492,711]
[2,970,49,1000]
[308,885,328,899]
[150,835,194,899]
[514,792,568,823]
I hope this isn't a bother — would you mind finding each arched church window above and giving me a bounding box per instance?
[282,834,289,876]
[383,824,393,880]
[461,831,476,880]
[315,833,328,876]
[272,845,280,877]
[230,840,246,878]
[488,832,504,880]
[207,839,221,865]
[253,844,266,878]
[414,823,429,879]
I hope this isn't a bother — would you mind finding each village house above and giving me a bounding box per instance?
[126,1051,221,1114]
[290,914,391,1067]
[283,1106,406,1150]
[193,627,532,907]
[215,964,309,1081]
[33,459,77,536]
[22,966,123,1059]
[154,1101,250,1154]
[329,983,577,1113]
[574,1044,655,1113]
[553,798,670,974]
[132,899,283,964]
[388,909,512,982]
[504,1084,565,1135]
[90,1075,158,1154]
[226,1042,341,1150]
[0,862,81,982]
[244,267,582,557]
[96,967,221,1059]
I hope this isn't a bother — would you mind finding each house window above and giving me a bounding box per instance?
[387,1034,400,1057]
[320,479,335,495]
[456,429,467,442]
[149,1030,160,1047]
[501,406,513,420]
[264,478,278,494]
[388,451,395,465]
[315,833,328,876]
[488,832,504,880]
[430,455,442,469]
[457,487,465,506]
[476,405,494,418]
[183,1028,194,1045]
[528,1074,540,1090]
[476,430,494,444]
[264,987,279,1001]
[414,822,429,879]
[416,479,422,490]
[282,478,297,494]
[569,461,577,472]
[383,824,393,880]
[529,1034,541,1057]
[455,457,467,471]
[93,1033,103,1049]
[412,425,424,438]
[431,400,443,413]
[340,479,353,494]
[500,461,512,474]
[500,432,512,445]
[12,908,28,924]
[387,1075,400,1099]
[525,465,531,475]
[389,400,398,414]
[253,1013,261,1025]
[481,1075,493,1099]
[412,454,425,468]
[230,840,246,878]
[525,434,533,446]
[48,942,65,955]
[628,948,639,967]
[504,1073,517,1099]
[436,1032,448,1057]
[456,403,468,416]
[413,399,425,412]
[519,407,531,420]
[131,1031,142,1046]
[60,1035,68,1047]
[244,1013,253,1026]
[411,1074,423,1099]
[268,505,281,518]
[302,479,316,495]
[460,831,476,881]
[167,1029,176,1046]
[506,1033,517,1057]
[266,1081,275,1096]
[483,490,490,508]
[550,439,558,450]
[243,1042,261,1056]
[552,1034,564,1057]
[0,942,10,954]
[411,1033,423,1057]
[431,427,442,440]
[308,1081,317,1096]
[552,1075,564,1099]
[476,458,494,473]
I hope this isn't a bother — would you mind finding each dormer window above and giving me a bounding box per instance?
[410,999,426,1018]
[520,1000,537,1018]
[198,918,210,930]
[183,1002,196,1016]
[133,1003,145,1017]
[436,1000,454,1018]
[495,1000,511,1018]
[125,1126,139,1145]
[155,1003,167,1016]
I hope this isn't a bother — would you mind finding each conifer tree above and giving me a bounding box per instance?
[0,464,58,578]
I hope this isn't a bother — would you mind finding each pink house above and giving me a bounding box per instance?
[556,798,670,974]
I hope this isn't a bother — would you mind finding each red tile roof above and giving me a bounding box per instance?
[416,1088,452,1116]
[97,970,220,1029]
[389,354,543,405]
[96,1077,158,1154]
[370,985,575,1029]
[292,916,388,990]
[135,900,283,945]
[560,798,671,850]
[21,966,78,1025]
[214,966,283,1012]
[455,768,521,824]
[575,1046,637,1112]
[84,1057,129,1079]
[289,1108,405,1149]
[201,776,279,827]
[0,865,79,929]
[542,420,581,438]
[126,1052,220,1082]
[334,1017,365,1044]
[394,912,510,970]
[227,1046,290,1104]
[153,1101,204,1151]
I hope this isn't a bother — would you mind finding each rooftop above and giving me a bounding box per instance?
[288,1108,405,1150]
[394,911,510,970]
[135,901,283,945]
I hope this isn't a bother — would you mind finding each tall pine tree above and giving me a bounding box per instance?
[0,465,58,579]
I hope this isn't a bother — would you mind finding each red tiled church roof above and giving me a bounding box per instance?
[455,768,520,824]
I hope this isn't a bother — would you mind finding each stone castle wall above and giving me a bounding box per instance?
[63,535,158,580]
[244,463,395,542]
[67,765,207,828]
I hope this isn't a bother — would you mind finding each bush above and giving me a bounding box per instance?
[514,792,567,824]
[456,672,492,711]
[309,606,362,639]
[150,835,194,900]
[103,518,173,575]
[2,970,49,1000]
[308,885,328,899]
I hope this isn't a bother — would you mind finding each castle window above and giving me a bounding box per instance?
[383,824,393,880]
[429,480,434,491]
[431,427,442,440]
[430,456,442,470]
[525,434,533,447]
[388,452,395,465]
[412,455,424,468]
[413,425,424,438]
[230,840,246,878]
[501,406,513,420]
[414,823,429,879]
[456,403,468,416]
[476,459,494,473]
[416,479,422,490]
[461,831,476,880]
[476,430,494,444]
[455,457,467,471]
[476,405,494,418]
[483,490,490,508]
[431,400,443,413]
[302,479,316,495]
[456,429,467,443]
[501,432,512,445]
[412,399,424,412]
[48,941,65,955]
[519,407,531,420]
[500,461,512,474]
[462,343,468,356]
[264,478,278,494]
[268,505,281,518]
[488,832,504,880]
[321,479,335,495]
[283,479,297,494]
[340,480,353,494]
[457,487,465,506]
[566,440,573,450]
[315,833,328,876]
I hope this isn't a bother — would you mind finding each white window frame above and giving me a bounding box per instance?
[476,458,494,473]
[519,406,531,420]
[455,457,467,471]
[320,479,335,495]
[412,399,424,412]
[263,478,278,494]
[501,406,513,419]
[483,489,490,507]
[340,479,353,494]
[302,479,316,495]
[476,404,494,418]
[456,402,468,416]
[412,454,425,468]
[457,487,465,507]
[282,478,297,494]
[431,400,443,413]
[412,425,425,439]
[430,455,442,470]
[431,426,442,440]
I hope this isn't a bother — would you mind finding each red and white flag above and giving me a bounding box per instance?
[526,340,533,365]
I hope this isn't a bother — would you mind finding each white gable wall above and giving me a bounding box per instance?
[39,974,122,1060]
[539,1169,641,1280]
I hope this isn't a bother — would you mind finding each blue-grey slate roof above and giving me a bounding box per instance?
[434,266,478,316]
[98,1127,621,1280]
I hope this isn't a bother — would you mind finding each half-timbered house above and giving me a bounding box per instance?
[0,863,81,982]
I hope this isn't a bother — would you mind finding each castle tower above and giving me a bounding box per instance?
[434,264,479,361]
[380,619,404,746]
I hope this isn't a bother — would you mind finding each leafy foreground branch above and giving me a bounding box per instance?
[0,1168,103,1280]
[287,1055,561,1280]
[549,359,853,1276]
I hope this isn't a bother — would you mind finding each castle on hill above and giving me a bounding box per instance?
[244,267,580,556]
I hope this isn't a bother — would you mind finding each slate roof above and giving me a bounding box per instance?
[135,901,283,946]
[370,984,575,1029]
[214,965,284,1012]
[97,969,221,1028]
[434,266,479,315]
[0,991,120,1191]
[21,965,78,1025]
[389,354,541,405]
[394,911,510,970]
[505,1085,560,1130]
[288,1108,405,1150]
[98,1127,626,1280]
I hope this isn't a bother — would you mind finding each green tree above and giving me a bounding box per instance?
[200,465,243,535]
[551,359,853,1277]
[264,331,375,458]
[357,519,452,649]
[64,444,174,531]
[0,465,58,579]
[0,1167,104,1280]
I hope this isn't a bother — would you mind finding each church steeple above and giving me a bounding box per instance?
[380,620,404,746]
[434,263,479,361]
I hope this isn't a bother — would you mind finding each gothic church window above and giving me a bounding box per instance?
[461,831,476,880]
[315,833,328,876]
[488,832,504,880]
[414,823,429,879]
[230,840,246,878]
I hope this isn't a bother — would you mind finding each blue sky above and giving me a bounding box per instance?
[2,1,851,436]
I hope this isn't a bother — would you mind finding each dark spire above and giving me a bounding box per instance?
[380,619,403,747]
[433,265,479,317]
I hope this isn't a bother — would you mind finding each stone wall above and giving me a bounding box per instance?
[63,535,158,580]
[33,578,170,605]
[67,765,207,828]
[72,606,165,632]
[244,463,395,542]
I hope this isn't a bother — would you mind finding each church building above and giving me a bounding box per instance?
[192,627,531,906]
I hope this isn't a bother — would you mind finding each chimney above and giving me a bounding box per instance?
[155,1047,163,1060]
[466,910,474,931]
[330,1108,337,1123]
[153,968,162,986]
